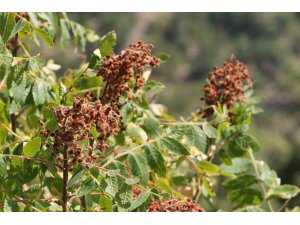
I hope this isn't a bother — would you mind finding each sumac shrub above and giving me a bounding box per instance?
[0,12,299,212]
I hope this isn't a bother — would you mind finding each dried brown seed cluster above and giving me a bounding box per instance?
[202,54,252,109]
[98,40,160,107]
[16,12,30,21]
[41,92,121,169]
[147,198,204,212]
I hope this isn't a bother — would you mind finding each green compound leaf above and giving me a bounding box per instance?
[99,31,116,57]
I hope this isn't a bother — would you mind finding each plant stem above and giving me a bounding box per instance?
[62,148,69,212]
[249,149,274,212]
[61,66,89,104]
[80,196,87,212]
[278,198,291,212]
[0,153,63,170]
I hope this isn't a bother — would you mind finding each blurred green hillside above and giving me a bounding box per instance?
[41,13,300,202]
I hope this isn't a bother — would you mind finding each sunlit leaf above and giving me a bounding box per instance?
[127,152,148,186]
[267,185,300,200]
[23,137,41,157]
[161,137,190,155]
[144,144,166,177]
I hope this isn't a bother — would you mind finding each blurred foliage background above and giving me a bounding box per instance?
[38,13,300,198]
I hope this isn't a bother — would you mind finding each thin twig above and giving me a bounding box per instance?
[249,149,274,212]
[61,66,89,104]
[0,121,22,140]
[278,198,291,212]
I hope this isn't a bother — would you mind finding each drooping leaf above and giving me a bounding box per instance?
[198,161,219,175]
[267,185,300,200]
[161,137,190,156]
[202,176,216,197]
[144,144,166,177]
[59,19,70,52]
[99,31,116,57]
[23,137,41,157]
[32,26,54,47]
[127,152,149,186]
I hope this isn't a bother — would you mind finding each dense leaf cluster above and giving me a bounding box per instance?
[0,13,299,212]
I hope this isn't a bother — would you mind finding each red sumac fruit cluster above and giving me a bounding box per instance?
[202,54,252,109]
